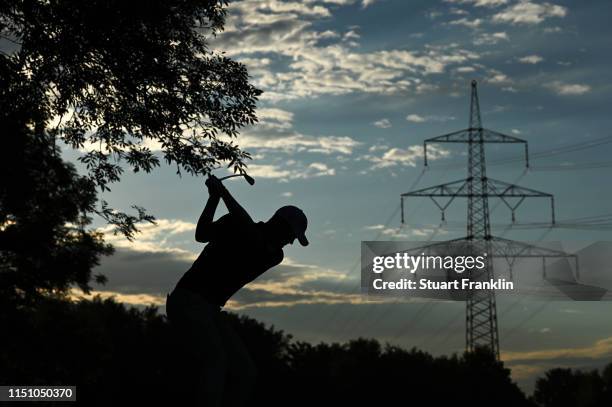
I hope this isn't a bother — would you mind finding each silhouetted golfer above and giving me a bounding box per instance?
[166,174,308,406]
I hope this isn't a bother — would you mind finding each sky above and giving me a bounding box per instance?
[54,0,612,392]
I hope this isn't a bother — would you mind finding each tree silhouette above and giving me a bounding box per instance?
[0,124,113,305]
[6,290,612,407]
[0,295,538,406]
[280,338,531,407]
[1,0,261,238]
[532,366,612,407]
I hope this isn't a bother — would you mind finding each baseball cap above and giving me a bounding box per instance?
[274,205,309,246]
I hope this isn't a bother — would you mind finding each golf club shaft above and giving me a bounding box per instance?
[216,173,255,185]
[218,174,243,181]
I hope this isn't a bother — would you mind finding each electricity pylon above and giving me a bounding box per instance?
[400,80,563,359]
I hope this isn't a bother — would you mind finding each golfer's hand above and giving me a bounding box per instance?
[205,175,225,197]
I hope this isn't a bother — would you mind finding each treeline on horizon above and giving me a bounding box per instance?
[2,295,612,407]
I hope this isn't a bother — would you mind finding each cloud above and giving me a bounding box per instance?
[363,224,446,238]
[493,1,567,25]
[473,31,508,45]
[448,18,482,28]
[449,8,468,16]
[343,29,360,40]
[212,0,481,101]
[361,144,450,169]
[406,114,426,123]
[518,54,544,64]
[410,228,443,237]
[236,56,272,70]
[70,288,167,307]
[218,105,360,182]
[546,81,591,95]
[363,224,386,231]
[456,66,476,73]
[406,114,456,123]
[223,256,389,309]
[503,337,612,363]
[486,70,511,83]
[427,11,443,19]
[372,118,392,128]
[374,147,427,168]
[231,106,363,156]
[306,162,336,176]
[445,0,508,7]
[257,107,295,129]
[248,162,336,179]
[100,219,197,260]
[369,144,390,152]
[260,1,331,17]
[539,327,551,333]
[240,133,361,155]
[230,0,332,21]
[247,164,293,179]
[503,336,612,383]
[361,0,379,9]
[77,247,196,303]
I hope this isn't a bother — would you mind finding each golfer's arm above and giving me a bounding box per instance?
[220,187,254,225]
[195,194,221,242]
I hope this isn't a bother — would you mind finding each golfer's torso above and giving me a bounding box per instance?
[177,219,283,307]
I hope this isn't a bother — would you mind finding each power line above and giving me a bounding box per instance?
[428,135,612,171]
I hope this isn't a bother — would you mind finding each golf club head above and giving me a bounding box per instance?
[243,174,255,185]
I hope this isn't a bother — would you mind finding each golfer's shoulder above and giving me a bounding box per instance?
[217,213,263,242]
[217,212,253,229]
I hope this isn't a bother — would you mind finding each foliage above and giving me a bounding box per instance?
[0,126,113,304]
[533,366,612,407]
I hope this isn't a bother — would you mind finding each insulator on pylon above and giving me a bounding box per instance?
[511,211,516,223]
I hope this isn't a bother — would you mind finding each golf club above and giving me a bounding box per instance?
[218,173,255,185]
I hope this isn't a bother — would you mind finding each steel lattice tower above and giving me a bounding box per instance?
[400,80,568,359]
[465,81,499,357]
